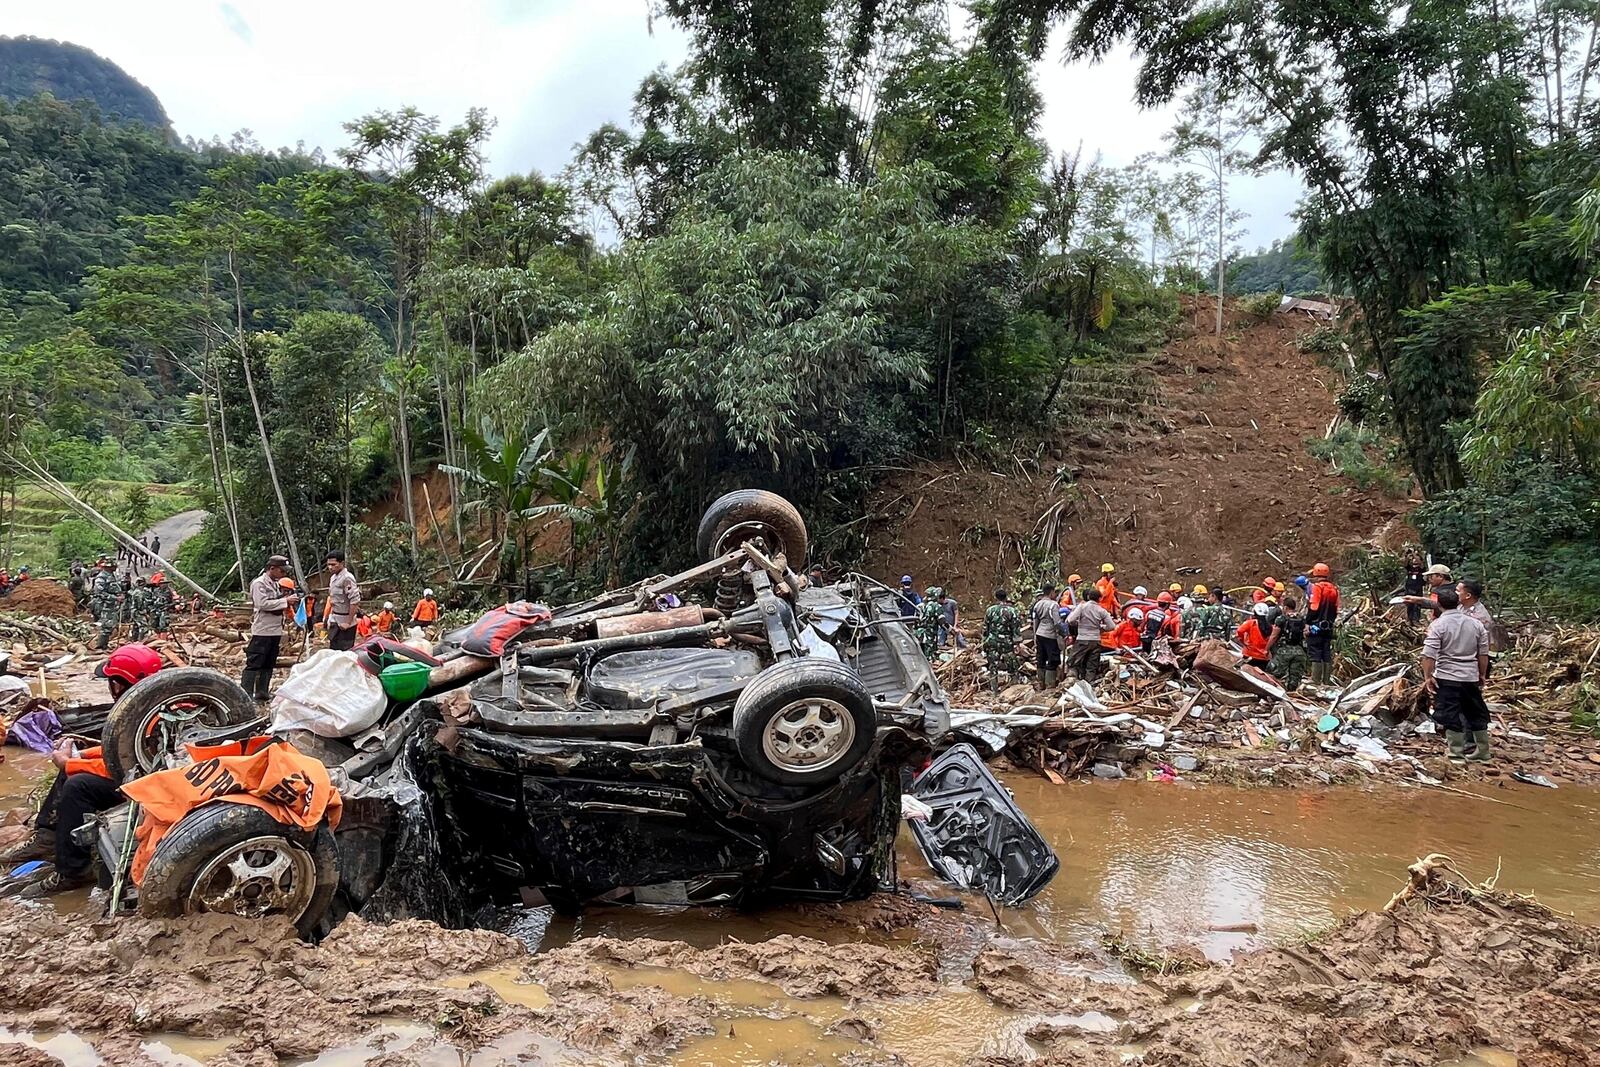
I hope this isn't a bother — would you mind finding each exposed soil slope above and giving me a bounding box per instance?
[865,297,1416,601]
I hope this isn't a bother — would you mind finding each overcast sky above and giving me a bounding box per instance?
[9,0,1301,249]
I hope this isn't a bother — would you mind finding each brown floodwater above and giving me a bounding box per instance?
[3,751,1594,1065]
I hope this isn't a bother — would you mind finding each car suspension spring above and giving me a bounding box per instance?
[714,568,743,614]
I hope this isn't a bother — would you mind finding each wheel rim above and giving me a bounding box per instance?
[187,834,316,921]
[714,520,785,559]
[135,693,239,773]
[762,697,856,773]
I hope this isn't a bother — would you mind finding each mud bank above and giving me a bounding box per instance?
[3,874,1597,1066]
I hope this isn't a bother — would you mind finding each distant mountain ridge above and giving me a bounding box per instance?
[0,35,170,131]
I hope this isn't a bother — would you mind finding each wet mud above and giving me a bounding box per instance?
[3,771,1598,1065]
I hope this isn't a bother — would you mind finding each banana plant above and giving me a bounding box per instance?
[442,418,554,581]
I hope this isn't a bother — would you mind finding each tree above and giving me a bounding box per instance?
[1164,82,1253,334]
[268,311,385,551]
[338,108,493,556]
[441,420,555,582]
[121,483,151,536]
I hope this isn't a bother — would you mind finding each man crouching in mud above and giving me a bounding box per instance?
[0,644,164,898]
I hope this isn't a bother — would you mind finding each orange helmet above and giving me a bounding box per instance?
[1157,592,1174,605]
[1067,573,1083,585]
[1263,576,1278,589]
[1311,562,1331,578]
[150,572,165,585]
[278,577,297,590]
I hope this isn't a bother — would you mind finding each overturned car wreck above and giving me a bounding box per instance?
[85,491,1055,936]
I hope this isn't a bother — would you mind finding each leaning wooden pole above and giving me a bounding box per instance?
[1,455,217,602]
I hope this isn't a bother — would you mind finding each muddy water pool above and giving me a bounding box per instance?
[526,775,1600,960]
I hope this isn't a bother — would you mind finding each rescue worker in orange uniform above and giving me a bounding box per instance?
[1110,607,1145,650]
[410,588,440,630]
[375,602,398,636]
[1236,602,1279,671]
[1306,562,1341,685]
[1094,564,1119,613]
[0,644,164,897]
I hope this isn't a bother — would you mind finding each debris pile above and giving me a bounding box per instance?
[936,607,1600,788]
[2,579,77,618]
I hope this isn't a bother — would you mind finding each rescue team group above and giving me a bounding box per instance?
[0,553,1493,901]
[899,559,1498,764]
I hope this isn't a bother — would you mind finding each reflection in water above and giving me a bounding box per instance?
[992,778,1600,958]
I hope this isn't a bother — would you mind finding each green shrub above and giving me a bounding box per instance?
[1305,425,1409,494]
[52,518,113,569]
[1239,292,1281,320]
[1295,324,1343,355]
[1412,461,1600,619]
[1336,373,1393,427]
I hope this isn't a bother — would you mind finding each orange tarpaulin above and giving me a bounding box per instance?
[120,738,342,886]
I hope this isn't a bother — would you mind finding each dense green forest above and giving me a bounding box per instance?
[0,36,170,130]
[2,1,1598,618]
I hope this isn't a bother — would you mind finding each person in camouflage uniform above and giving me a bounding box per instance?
[1195,588,1233,640]
[982,588,1023,693]
[89,557,122,651]
[915,587,945,659]
[148,572,175,636]
[129,577,153,641]
[1269,594,1309,691]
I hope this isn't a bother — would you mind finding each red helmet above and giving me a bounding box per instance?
[150,572,165,585]
[1157,592,1175,605]
[95,643,164,686]
[1311,562,1331,578]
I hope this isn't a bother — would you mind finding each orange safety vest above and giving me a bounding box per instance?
[1107,620,1140,649]
[64,745,110,780]
[356,616,373,638]
[413,598,438,623]
[1095,577,1118,612]
[375,609,396,633]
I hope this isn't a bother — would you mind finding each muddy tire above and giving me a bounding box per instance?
[139,802,339,941]
[696,490,808,565]
[102,668,260,784]
[732,658,875,786]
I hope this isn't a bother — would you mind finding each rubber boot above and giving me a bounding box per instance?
[1041,669,1057,689]
[1445,730,1467,763]
[1466,729,1492,762]
[239,669,262,702]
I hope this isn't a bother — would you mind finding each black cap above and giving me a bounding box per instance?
[266,554,290,568]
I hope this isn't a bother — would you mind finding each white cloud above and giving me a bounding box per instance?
[7,1,1298,244]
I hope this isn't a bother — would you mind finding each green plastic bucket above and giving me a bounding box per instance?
[380,661,432,702]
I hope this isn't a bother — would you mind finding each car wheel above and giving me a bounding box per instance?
[139,801,339,941]
[102,668,261,784]
[696,490,808,565]
[732,658,875,786]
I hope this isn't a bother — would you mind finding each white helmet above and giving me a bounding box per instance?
[1133,585,1149,597]
[423,588,434,597]
[1253,601,1273,617]
[1177,596,1194,612]
[1128,607,1145,621]
[384,601,394,610]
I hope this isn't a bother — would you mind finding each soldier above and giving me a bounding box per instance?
[148,572,175,636]
[67,565,88,612]
[129,577,152,641]
[914,587,944,659]
[1197,588,1233,640]
[982,589,1023,694]
[89,557,121,651]
[1270,591,1309,691]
